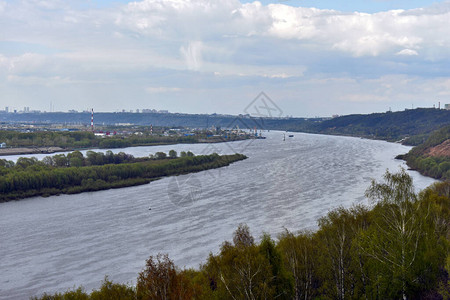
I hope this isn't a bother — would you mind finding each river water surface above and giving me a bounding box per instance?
[0,132,436,299]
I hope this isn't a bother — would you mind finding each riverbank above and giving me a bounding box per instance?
[395,125,450,180]
[0,153,247,202]
[0,147,65,156]
[0,128,258,157]
[0,136,254,157]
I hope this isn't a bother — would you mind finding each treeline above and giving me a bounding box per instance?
[316,108,450,143]
[0,131,200,149]
[398,125,450,180]
[273,108,450,143]
[33,170,450,300]
[0,131,97,148]
[0,151,246,202]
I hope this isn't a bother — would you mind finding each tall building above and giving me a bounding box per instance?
[445,104,450,110]
[4,107,8,113]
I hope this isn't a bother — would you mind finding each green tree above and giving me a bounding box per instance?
[259,233,293,299]
[53,154,68,167]
[204,224,275,300]
[90,276,136,300]
[359,169,429,299]
[155,152,167,159]
[277,230,317,300]
[169,150,177,159]
[137,253,194,300]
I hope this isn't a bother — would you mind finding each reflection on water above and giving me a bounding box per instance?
[0,132,436,299]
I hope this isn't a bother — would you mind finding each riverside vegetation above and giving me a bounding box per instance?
[0,130,197,149]
[0,150,247,202]
[33,170,449,300]
[397,125,450,180]
[0,128,251,151]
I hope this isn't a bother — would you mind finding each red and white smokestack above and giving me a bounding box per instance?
[150,124,153,135]
[91,108,94,131]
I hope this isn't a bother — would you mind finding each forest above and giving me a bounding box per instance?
[397,125,450,180]
[33,170,449,300]
[0,128,253,150]
[0,130,201,149]
[278,108,450,144]
[0,151,247,202]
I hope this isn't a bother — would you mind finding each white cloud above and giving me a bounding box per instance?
[396,49,419,56]
[7,74,75,86]
[2,0,450,115]
[180,41,203,70]
[343,93,388,103]
[111,0,450,59]
[145,87,182,93]
[0,53,47,74]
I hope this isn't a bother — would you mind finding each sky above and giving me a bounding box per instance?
[1,0,450,117]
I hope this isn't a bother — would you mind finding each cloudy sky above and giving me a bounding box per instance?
[1,0,450,117]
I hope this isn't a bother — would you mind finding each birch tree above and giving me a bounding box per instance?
[317,208,357,300]
[277,229,317,300]
[360,169,424,300]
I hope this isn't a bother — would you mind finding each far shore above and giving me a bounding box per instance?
[0,147,66,156]
[0,136,252,157]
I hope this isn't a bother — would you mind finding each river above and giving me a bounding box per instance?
[0,132,436,299]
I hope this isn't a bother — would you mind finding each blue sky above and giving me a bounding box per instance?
[242,0,445,13]
[89,0,447,13]
[1,0,450,117]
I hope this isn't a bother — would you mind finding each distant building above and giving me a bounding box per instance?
[4,107,8,113]
[142,109,158,113]
[0,142,6,148]
[445,104,450,110]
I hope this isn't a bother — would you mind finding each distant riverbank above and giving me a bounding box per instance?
[0,129,257,157]
[0,147,65,156]
[0,134,254,157]
[0,152,247,202]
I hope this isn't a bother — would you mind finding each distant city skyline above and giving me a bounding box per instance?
[1,0,450,117]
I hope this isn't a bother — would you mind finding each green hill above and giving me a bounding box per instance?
[397,125,450,180]
[283,108,450,143]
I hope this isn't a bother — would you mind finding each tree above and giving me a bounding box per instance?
[169,150,177,159]
[42,156,55,167]
[155,152,167,159]
[90,276,136,300]
[259,233,293,299]
[205,224,275,300]
[278,230,317,300]
[16,157,39,169]
[316,207,357,300]
[137,253,194,300]
[68,151,85,167]
[359,169,427,300]
[53,154,68,167]
[233,223,254,248]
